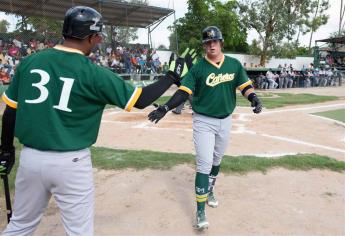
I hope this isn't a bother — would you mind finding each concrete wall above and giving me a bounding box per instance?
[226,53,314,70]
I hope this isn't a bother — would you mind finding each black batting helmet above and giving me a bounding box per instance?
[202,26,224,44]
[62,6,103,39]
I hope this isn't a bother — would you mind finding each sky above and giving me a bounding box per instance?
[0,0,340,48]
[133,0,340,49]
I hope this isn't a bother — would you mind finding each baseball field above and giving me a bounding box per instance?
[1,85,344,235]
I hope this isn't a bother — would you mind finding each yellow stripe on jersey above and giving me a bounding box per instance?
[53,45,84,55]
[179,86,193,95]
[237,80,253,91]
[2,93,17,109]
[125,87,142,112]
[205,54,225,69]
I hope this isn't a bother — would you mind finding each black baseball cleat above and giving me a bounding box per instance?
[172,110,181,115]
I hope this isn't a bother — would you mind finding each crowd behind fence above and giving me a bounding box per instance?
[0,35,168,85]
[251,66,343,90]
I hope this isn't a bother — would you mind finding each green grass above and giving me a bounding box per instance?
[1,146,344,194]
[91,147,345,174]
[154,93,338,109]
[313,109,345,123]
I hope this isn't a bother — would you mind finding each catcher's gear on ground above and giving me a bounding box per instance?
[148,103,169,124]
[0,148,15,175]
[248,93,262,114]
[202,26,224,44]
[62,6,103,39]
[167,48,197,86]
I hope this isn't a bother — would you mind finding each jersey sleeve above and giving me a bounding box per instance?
[179,65,197,95]
[94,67,142,111]
[235,60,252,90]
[2,64,20,109]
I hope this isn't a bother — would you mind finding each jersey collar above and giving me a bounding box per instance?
[205,54,224,69]
[54,45,85,55]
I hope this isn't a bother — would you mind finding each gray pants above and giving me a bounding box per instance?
[193,113,232,174]
[1,147,94,236]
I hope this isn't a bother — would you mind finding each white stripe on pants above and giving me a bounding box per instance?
[1,147,94,236]
[193,113,232,174]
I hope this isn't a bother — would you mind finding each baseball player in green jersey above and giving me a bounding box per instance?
[148,26,262,230]
[0,6,196,236]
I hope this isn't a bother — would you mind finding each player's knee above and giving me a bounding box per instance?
[196,159,212,174]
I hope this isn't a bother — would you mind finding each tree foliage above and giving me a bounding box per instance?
[0,19,10,33]
[240,0,329,65]
[169,0,248,55]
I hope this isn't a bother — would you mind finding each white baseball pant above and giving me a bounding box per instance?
[193,112,232,174]
[1,147,94,236]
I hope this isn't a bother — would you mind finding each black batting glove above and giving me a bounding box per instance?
[0,147,15,175]
[167,48,197,86]
[148,103,170,124]
[248,93,262,114]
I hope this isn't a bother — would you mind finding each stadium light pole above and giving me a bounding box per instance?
[173,0,179,52]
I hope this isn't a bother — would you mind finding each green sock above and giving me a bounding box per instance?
[209,165,220,192]
[195,172,209,212]
[210,165,220,176]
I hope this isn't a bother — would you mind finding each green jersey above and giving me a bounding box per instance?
[2,45,142,151]
[179,55,251,118]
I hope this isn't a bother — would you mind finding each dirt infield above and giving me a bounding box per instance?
[0,86,344,235]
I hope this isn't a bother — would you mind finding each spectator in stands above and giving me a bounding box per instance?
[266,69,278,89]
[303,69,312,87]
[138,56,146,74]
[0,58,12,76]
[286,70,294,88]
[0,67,10,84]
[106,45,112,55]
[123,48,131,74]
[279,69,287,88]
[318,68,326,86]
[162,62,169,74]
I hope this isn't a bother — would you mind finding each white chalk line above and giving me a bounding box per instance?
[309,114,345,127]
[258,103,345,115]
[101,103,345,155]
[242,131,345,154]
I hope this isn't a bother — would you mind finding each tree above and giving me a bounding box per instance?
[169,0,248,55]
[104,25,139,46]
[26,16,62,39]
[239,0,328,66]
[0,19,10,33]
[157,44,167,50]
[338,0,345,36]
[306,0,329,51]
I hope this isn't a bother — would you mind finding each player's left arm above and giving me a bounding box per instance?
[235,60,262,114]
[238,81,262,114]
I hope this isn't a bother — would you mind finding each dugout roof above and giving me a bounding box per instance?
[0,0,174,28]
[315,36,345,45]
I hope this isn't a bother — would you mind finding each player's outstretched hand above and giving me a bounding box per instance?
[251,96,262,114]
[0,148,15,175]
[148,103,169,124]
[167,48,197,86]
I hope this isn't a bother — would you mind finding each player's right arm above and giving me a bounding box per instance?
[0,105,16,175]
[0,67,19,175]
[134,48,197,109]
